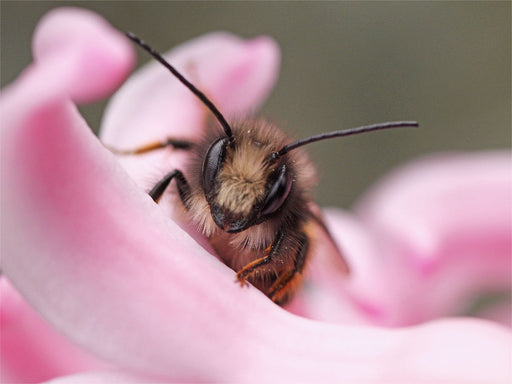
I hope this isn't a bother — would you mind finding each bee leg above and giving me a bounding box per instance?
[149,170,191,208]
[107,138,194,155]
[268,232,309,305]
[236,231,285,286]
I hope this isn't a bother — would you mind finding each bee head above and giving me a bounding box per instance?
[201,134,292,234]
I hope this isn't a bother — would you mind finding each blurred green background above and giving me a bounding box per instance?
[2,1,510,208]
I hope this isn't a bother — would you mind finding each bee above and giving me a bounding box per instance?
[118,33,418,305]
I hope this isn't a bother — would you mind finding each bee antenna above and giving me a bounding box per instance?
[270,121,419,161]
[126,32,234,140]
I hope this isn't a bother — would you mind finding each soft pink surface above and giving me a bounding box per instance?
[0,279,112,383]
[299,152,511,327]
[1,7,511,383]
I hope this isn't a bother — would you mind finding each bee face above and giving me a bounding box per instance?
[201,128,292,233]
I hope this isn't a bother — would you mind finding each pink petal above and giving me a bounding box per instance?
[43,371,152,384]
[32,7,135,103]
[293,209,388,325]
[2,7,510,382]
[1,8,134,112]
[348,152,511,325]
[42,322,512,384]
[0,278,111,383]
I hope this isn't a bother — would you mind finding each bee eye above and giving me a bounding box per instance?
[202,138,228,195]
[261,164,292,216]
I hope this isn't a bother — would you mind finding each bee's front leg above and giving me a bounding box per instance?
[149,170,191,208]
[267,231,308,304]
[236,230,309,305]
[236,231,285,286]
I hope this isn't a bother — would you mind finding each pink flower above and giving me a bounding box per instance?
[1,7,511,383]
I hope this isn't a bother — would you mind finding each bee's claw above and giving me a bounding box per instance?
[235,272,249,287]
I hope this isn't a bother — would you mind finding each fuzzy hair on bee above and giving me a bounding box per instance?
[118,33,418,305]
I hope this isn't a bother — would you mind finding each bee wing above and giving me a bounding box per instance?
[307,203,350,276]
